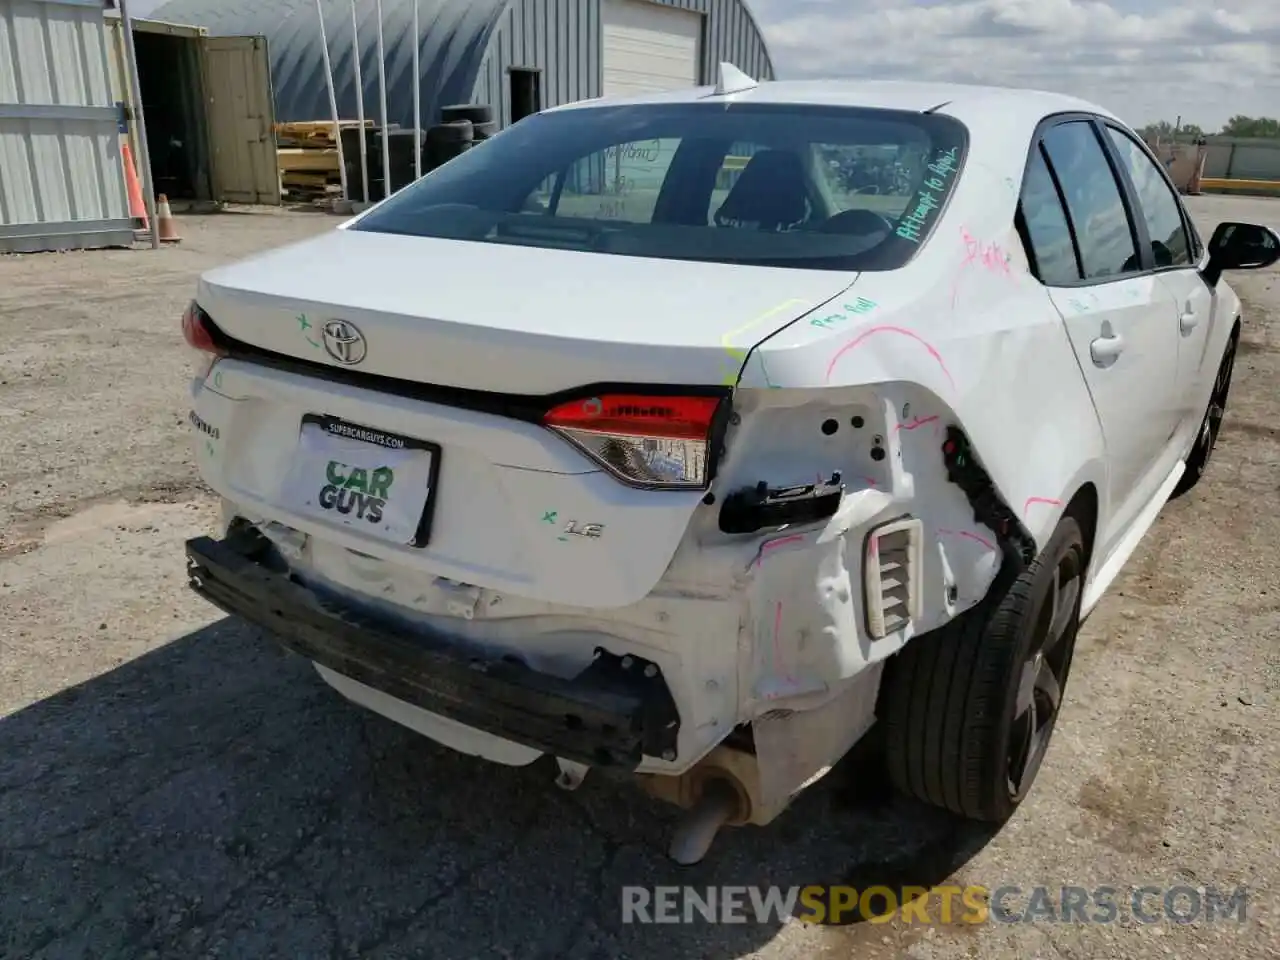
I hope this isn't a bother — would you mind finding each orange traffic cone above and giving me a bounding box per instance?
[156,193,181,243]
[121,141,148,231]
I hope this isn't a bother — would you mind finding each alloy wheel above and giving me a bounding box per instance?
[1007,548,1082,802]
[1200,338,1236,458]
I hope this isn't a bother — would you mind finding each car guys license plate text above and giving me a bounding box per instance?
[281,415,440,546]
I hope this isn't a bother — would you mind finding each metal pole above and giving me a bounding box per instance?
[374,0,391,198]
[314,0,348,202]
[350,0,369,203]
[411,0,420,180]
[117,0,159,248]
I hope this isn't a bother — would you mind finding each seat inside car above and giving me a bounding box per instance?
[713,149,810,231]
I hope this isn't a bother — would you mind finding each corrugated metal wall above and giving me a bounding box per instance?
[473,0,775,127]
[152,0,775,132]
[153,0,510,130]
[0,0,133,253]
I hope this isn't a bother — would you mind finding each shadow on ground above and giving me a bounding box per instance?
[0,618,996,959]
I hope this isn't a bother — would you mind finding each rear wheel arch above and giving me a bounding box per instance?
[1063,482,1099,577]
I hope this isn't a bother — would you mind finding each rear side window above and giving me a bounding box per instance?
[1104,126,1192,267]
[1040,121,1140,280]
[1019,146,1081,285]
[352,103,969,272]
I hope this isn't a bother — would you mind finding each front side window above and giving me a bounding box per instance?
[352,103,969,271]
[1040,121,1140,280]
[1105,126,1192,267]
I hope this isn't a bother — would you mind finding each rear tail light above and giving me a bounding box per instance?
[542,393,723,488]
[182,301,221,353]
[182,301,223,379]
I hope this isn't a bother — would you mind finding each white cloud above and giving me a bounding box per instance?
[749,0,1280,130]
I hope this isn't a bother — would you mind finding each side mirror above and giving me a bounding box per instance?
[1203,221,1280,287]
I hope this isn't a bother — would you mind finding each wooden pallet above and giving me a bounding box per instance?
[278,147,340,174]
[282,169,342,203]
[275,120,373,148]
[283,170,339,188]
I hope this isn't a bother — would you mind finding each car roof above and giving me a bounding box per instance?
[548,77,1122,129]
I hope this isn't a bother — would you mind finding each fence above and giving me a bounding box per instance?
[1200,137,1280,181]
[1151,134,1280,185]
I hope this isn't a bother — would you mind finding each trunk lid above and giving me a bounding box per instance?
[196,228,853,394]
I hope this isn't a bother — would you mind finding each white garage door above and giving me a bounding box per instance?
[601,0,703,98]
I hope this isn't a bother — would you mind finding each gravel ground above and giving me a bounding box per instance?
[1,198,1278,960]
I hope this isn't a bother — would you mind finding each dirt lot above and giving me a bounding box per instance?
[1,198,1278,960]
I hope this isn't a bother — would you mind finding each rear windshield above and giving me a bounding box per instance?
[351,102,968,271]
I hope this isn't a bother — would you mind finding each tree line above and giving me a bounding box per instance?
[1139,116,1280,140]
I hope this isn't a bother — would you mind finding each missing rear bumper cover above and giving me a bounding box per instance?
[184,534,681,769]
[941,425,1038,598]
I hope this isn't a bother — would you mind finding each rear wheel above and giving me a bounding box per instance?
[880,515,1085,821]
[1171,331,1238,498]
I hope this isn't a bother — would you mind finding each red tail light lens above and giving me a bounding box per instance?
[183,301,224,380]
[542,393,722,488]
[182,301,222,354]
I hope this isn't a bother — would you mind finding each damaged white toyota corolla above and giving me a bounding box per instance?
[183,66,1280,863]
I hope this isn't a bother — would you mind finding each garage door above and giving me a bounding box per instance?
[601,0,702,98]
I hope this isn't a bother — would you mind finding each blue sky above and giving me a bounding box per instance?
[128,0,1277,131]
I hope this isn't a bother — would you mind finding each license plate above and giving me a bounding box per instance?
[279,414,441,546]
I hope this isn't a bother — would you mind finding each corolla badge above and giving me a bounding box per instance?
[322,319,367,365]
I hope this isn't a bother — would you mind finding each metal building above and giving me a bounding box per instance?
[149,0,776,131]
[0,0,133,253]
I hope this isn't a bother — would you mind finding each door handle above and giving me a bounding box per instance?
[1090,329,1124,366]
[1179,302,1198,334]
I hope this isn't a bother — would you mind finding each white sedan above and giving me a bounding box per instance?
[182,66,1280,864]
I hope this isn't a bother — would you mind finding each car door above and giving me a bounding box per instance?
[1099,123,1217,438]
[1018,118,1183,559]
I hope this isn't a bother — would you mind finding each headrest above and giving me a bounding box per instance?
[714,149,810,229]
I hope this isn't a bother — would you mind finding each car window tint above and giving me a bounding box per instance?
[537,138,680,223]
[1105,126,1191,267]
[706,141,764,223]
[350,103,970,272]
[1019,146,1080,284]
[809,136,934,215]
[1040,121,1140,280]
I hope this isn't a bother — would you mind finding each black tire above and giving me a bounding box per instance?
[423,140,470,172]
[881,514,1086,822]
[440,103,494,126]
[426,120,474,144]
[470,120,498,140]
[1170,329,1238,499]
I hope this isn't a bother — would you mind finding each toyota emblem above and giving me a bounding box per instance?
[322,319,367,365]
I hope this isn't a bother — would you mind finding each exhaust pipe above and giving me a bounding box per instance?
[668,774,748,865]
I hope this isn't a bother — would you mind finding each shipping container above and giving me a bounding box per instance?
[104,13,280,205]
[0,0,133,253]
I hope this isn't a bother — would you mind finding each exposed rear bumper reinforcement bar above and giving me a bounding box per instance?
[184,531,681,770]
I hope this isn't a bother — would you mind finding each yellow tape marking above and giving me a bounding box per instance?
[720,298,810,386]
